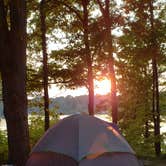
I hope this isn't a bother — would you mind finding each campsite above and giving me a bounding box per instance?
[0,0,166,165]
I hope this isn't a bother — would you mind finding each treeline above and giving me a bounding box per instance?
[0,0,165,165]
[28,95,110,115]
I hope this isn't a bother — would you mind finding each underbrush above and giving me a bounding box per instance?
[0,111,59,164]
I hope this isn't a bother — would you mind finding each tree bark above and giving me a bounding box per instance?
[149,0,161,156]
[0,0,30,165]
[82,0,94,115]
[40,0,50,131]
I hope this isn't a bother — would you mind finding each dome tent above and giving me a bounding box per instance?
[26,114,140,166]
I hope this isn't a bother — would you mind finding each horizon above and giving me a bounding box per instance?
[48,78,111,98]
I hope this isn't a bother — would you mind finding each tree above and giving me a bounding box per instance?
[82,0,94,115]
[149,0,161,156]
[26,0,60,130]
[40,0,50,130]
[118,0,166,156]
[47,0,95,115]
[0,0,30,165]
[96,0,118,123]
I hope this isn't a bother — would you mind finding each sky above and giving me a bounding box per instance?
[48,86,88,98]
[48,79,111,97]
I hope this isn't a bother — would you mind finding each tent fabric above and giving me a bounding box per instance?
[26,152,140,166]
[31,114,135,161]
[26,152,78,166]
[78,115,135,160]
[32,114,78,160]
[80,152,140,166]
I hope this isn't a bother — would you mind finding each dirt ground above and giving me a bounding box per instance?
[142,159,166,166]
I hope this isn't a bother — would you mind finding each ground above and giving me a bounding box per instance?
[142,159,166,166]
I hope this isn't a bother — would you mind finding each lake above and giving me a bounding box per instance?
[0,114,166,133]
[0,114,111,130]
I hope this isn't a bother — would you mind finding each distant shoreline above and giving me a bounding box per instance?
[1,115,166,134]
[0,114,111,131]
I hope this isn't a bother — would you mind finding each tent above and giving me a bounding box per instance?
[26,114,140,166]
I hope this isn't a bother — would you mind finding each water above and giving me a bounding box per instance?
[1,114,165,133]
[0,114,111,131]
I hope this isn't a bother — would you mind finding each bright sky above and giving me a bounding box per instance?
[48,86,88,97]
[49,78,111,97]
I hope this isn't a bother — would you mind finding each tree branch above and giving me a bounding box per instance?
[105,0,110,15]
[96,0,106,16]
[47,0,83,23]
[59,0,83,23]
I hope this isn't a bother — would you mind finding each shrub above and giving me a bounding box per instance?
[0,130,8,163]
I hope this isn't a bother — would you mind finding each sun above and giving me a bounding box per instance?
[94,78,111,95]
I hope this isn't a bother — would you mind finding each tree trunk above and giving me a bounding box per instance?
[82,0,94,115]
[2,72,30,165]
[40,0,50,130]
[97,0,118,123]
[152,58,161,156]
[0,0,30,165]
[149,0,161,156]
[109,59,118,124]
[88,66,94,115]
[144,69,150,139]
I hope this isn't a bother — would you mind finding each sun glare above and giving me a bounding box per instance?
[94,78,111,95]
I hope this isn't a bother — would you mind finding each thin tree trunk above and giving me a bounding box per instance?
[0,0,30,164]
[108,57,118,124]
[96,0,118,123]
[149,0,161,156]
[152,58,161,155]
[144,69,150,139]
[144,102,150,139]
[40,0,50,130]
[82,0,94,115]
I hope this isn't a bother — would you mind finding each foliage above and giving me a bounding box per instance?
[29,113,45,149]
[160,91,166,116]
[0,112,59,163]
[116,0,166,156]
[0,97,59,163]
[0,130,8,163]
[28,100,59,148]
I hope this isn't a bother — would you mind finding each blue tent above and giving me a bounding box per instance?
[26,114,140,166]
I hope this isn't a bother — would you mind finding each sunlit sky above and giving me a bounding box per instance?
[49,78,111,97]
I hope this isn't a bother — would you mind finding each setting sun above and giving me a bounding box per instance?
[94,78,111,95]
